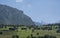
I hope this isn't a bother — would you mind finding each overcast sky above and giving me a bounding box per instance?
[0,0,60,24]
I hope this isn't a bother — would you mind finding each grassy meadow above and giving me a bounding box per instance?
[0,24,60,38]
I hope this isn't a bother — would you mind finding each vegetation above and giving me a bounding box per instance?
[0,23,60,38]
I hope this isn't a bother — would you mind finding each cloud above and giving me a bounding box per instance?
[16,0,23,3]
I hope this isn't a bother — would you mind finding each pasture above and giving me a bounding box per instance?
[0,24,60,38]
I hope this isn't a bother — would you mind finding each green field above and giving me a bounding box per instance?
[0,24,60,38]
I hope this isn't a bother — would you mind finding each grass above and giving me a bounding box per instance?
[0,25,60,38]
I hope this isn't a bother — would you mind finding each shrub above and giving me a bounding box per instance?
[21,28,27,30]
[0,32,2,34]
[31,36,36,38]
[5,26,7,28]
[9,28,16,31]
[29,27,31,29]
[38,36,44,38]
[26,36,30,38]
[44,35,50,38]
[37,33,39,35]
[12,35,19,38]
[49,36,56,38]
[0,25,3,28]
[32,29,34,32]
[44,34,57,38]
[56,29,60,33]
[31,34,33,37]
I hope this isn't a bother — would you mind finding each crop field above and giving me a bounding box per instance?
[0,24,60,38]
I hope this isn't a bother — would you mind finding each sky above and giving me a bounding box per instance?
[0,0,60,24]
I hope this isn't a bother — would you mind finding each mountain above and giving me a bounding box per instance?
[0,4,34,25]
[34,22,42,26]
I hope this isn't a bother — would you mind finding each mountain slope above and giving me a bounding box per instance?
[0,4,34,25]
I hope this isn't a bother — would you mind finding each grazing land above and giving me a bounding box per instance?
[0,23,60,38]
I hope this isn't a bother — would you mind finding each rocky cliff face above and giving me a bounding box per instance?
[0,4,34,25]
